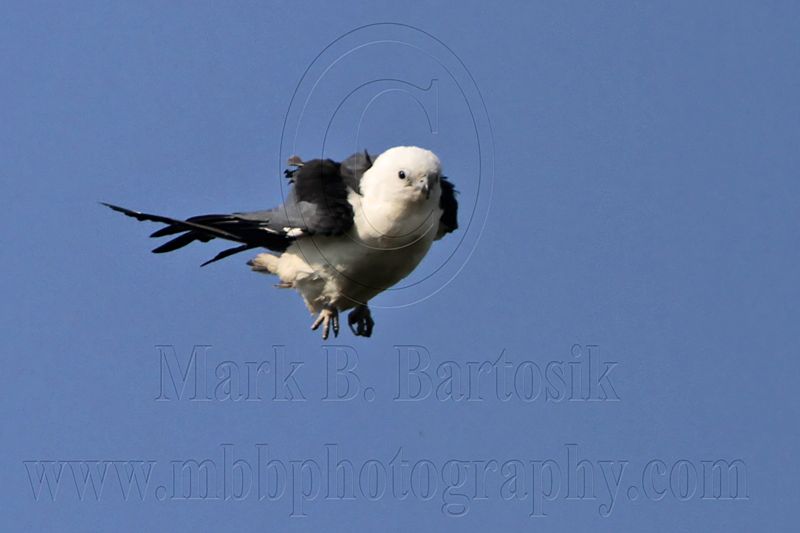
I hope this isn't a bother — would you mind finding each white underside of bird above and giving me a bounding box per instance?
[250,186,442,313]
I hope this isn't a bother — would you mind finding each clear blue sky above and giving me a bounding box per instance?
[2,1,799,531]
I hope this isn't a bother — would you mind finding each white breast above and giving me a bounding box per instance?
[274,190,442,313]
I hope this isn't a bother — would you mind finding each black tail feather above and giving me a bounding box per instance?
[102,203,242,241]
[150,225,183,238]
[152,232,205,254]
[200,244,257,267]
[149,214,236,238]
[103,202,290,266]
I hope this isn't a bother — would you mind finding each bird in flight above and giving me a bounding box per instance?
[104,146,458,339]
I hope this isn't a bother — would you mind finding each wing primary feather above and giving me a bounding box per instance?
[102,203,243,241]
[200,244,256,267]
[152,232,199,254]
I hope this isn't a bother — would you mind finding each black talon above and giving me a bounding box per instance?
[348,305,374,338]
[347,312,359,335]
[362,313,374,337]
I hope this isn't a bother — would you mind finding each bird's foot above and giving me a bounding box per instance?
[311,306,339,340]
[348,305,374,337]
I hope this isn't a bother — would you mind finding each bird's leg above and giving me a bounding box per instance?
[311,305,339,340]
[347,304,375,337]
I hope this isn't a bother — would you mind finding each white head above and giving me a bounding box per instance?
[356,146,443,240]
[361,146,442,204]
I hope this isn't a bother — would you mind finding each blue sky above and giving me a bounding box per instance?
[2,1,799,531]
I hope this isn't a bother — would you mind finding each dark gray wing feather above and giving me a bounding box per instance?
[435,177,459,240]
[103,151,373,266]
[339,150,373,194]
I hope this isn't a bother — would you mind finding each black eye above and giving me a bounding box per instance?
[398,170,406,179]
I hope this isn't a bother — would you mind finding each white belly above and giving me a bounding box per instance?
[263,186,443,313]
[275,230,435,313]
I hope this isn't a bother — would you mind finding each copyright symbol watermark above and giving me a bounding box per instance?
[279,23,494,308]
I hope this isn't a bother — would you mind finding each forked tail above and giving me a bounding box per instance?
[102,203,290,266]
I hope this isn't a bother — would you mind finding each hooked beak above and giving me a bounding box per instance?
[416,177,431,199]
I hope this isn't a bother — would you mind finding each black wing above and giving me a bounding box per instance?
[284,157,355,236]
[104,152,374,266]
[338,150,373,194]
[435,177,459,240]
